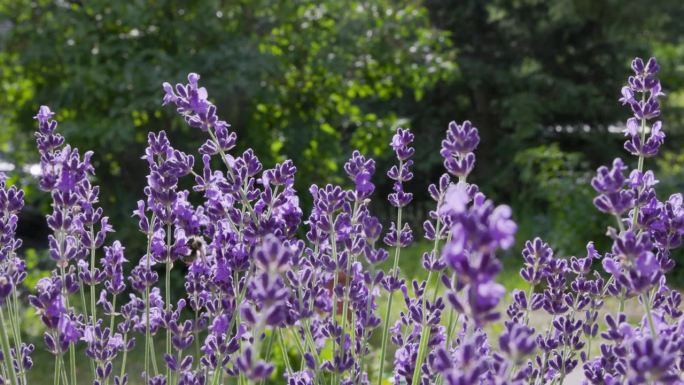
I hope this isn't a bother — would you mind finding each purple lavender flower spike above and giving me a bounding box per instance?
[623,119,665,158]
[387,128,414,209]
[592,158,635,215]
[32,105,124,385]
[602,230,660,295]
[0,174,24,303]
[344,150,376,199]
[520,237,554,286]
[441,120,480,179]
[621,58,664,152]
[441,182,516,328]
[499,322,537,364]
[0,173,34,384]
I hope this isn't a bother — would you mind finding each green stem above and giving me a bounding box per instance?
[376,277,395,384]
[149,336,159,375]
[259,331,276,385]
[228,270,251,339]
[410,271,436,385]
[642,291,658,340]
[78,284,89,324]
[444,308,458,347]
[60,357,69,385]
[78,279,96,377]
[614,214,625,233]
[0,359,6,385]
[411,191,448,385]
[68,341,76,385]
[301,324,323,385]
[0,306,18,385]
[53,354,61,385]
[329,214,340,385]
[143,214,156,382]
[57,263,76,385]
[600,275,615,298]
[165,224,172,381]
[586,333,592,362]
[534,314,558,385]
[376,204,403,385]
[109,295,117,334]
[144,285,151,380]
[302,322,320,362]
[523,283,536,326]
[287,328,307,368]
[194,310,201,361]
[435,306,456,385]
[6,291,26,384]
[339,201,362,376]
[247,318,266,385]
[173,347,183,385]
[233,269,242,347]
[559,300,580,385]
[118,332,129,381]
[277,329,293,375]
[631,95,647,230]
[585,297,598,361]
[559,349,567,385]
[89,226,97,324]
[356,261,378,385]
[55,355,63,385]
[210,351,223,385]
[0,366,7,385]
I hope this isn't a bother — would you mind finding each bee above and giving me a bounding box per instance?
[184,235,207,265]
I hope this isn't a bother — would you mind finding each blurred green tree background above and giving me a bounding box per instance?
[1,0,684,274]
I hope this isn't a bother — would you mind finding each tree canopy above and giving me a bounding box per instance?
[1,0,684,258]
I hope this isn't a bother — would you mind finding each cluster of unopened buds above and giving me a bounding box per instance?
[0,56,683,385]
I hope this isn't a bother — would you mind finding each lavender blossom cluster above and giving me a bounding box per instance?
[0,56,683,385]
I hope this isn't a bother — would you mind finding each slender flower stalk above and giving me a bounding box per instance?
[0,307,18,385]
[165,224,172,381]
[377,128,414,385]
[610,57,665,341]
[329,212,340,385]
[412,120,480,385]
[131,204,159,383]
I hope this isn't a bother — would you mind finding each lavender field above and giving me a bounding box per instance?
[1,2,684,385]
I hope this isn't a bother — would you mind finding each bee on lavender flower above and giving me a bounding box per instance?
[183,235,207,266]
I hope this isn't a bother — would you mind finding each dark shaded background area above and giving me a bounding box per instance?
[1,0,684,282]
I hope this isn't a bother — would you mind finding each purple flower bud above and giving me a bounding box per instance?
[519,237,554,285]
[624,120,665,158]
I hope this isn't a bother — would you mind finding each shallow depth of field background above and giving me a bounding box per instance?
[1,1,684,384]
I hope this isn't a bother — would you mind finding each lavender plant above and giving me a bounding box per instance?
[0,56,682,385]
[0,173,33,385]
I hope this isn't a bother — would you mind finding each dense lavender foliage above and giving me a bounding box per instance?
[0,57,683,385]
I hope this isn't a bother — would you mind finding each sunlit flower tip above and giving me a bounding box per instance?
[187,73,200,84]
[34,105,56,122]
